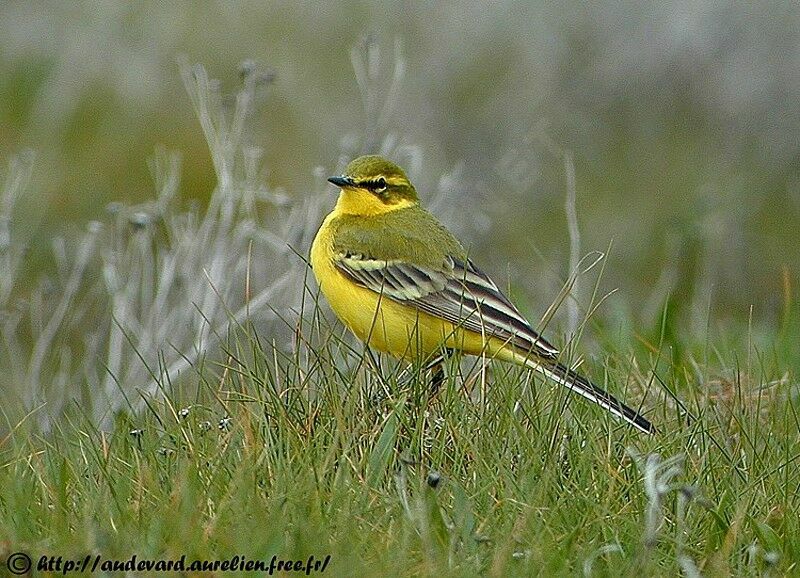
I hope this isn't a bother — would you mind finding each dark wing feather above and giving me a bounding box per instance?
[334,253,559,359]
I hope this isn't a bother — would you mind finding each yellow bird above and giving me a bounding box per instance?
[310,155,655,434]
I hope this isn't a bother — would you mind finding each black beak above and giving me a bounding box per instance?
[327,175,355,188]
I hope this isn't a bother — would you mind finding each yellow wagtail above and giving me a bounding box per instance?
[310,155,655,434]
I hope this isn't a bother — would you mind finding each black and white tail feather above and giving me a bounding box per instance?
[336,252,656,434]
[535,361,655,434]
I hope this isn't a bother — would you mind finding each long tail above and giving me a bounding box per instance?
[530,360,656,435]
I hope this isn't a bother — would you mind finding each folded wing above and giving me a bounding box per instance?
[334,252,559,359]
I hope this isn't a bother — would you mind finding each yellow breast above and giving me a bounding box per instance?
[311,212,416,356]
[310,212,516,362]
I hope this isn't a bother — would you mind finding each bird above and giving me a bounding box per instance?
[310,155,655,434]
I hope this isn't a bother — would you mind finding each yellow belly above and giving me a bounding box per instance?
[310,214,518,363]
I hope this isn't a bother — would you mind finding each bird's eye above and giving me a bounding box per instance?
[374,177,387,193]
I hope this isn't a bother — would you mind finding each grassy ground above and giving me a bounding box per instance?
[1,58,798,576]
[1,302,798,577]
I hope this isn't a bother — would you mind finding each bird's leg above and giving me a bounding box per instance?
[425,348,453,396]
[430,362,445,395]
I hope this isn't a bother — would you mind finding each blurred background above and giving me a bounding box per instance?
[2,1,799,425]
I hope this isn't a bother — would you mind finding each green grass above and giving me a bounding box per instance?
[1,304,798,577]
[1,55,798,577]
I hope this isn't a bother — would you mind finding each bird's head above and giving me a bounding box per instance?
[328,155,419,215]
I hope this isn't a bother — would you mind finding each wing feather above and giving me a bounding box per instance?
[334,253,558,358]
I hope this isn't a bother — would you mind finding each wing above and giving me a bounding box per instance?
[334,252,559,359]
